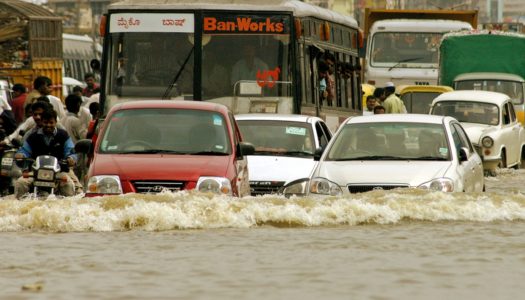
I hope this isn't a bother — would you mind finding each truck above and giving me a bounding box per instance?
[363,8,477,88]
[438,31,525,125]
[0,0,63,99]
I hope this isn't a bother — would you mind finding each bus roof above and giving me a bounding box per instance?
[109,0,358,28]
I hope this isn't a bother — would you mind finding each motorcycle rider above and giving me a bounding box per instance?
[14,109,77,199]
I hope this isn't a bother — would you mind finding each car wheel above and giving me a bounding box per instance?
[498,150,507,169]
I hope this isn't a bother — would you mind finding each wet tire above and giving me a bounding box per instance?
[499,151,507,169]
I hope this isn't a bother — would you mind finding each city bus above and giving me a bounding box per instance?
[97,0,363,131]
[63,33,102,82]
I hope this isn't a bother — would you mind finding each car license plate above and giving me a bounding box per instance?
[1,157,13,166]
[34,181,56,188]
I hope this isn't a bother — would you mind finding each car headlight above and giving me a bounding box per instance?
[481,136,494,148]
[196,177,232,195]
[310,177,343,196]
[87,175,123,194]
[279,178,310,197]
[36,169,55,181]
[418,178,454,192]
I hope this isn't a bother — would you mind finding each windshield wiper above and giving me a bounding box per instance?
[162,46,195,99]
[122,149,188,154]
[335,155,405,161]
[284,151,314,157]
[409,156,448,161]
[191,151,229,156]
[388,57,424,71]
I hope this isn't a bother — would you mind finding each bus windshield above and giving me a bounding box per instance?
[370,32,442,68]
[105,13,292,101]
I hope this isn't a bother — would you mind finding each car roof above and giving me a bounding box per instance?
[235,113,322,123]
[454,72,525,82]
[108,100,230,114]
[432,90,510,105]
[398,85,454,94]
[344,114,450,125]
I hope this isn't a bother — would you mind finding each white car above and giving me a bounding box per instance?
[282,114,484,196]
[235,114,332,196]
[430,90,525,175]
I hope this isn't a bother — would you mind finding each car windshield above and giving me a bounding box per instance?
[455,79,524,105]
[326,122,450,161]
[431,101,499,125]
[99,108,231,155]
[237,120,315,157]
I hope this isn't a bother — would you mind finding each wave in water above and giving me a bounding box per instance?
[0,189,524,232]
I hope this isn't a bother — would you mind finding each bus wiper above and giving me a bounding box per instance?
[162,46,195,99]
[388,57,424,71]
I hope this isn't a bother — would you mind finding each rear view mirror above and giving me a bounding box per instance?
[313,147,324,161]
[238,142,255,157]
[459,147,469,162]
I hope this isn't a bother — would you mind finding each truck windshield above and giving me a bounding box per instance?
[371,32,442,68]
[455,80,524,105]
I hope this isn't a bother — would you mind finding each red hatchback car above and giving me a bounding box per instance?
[77,100,254,197]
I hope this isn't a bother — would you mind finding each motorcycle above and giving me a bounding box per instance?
[0,138,22,196]
[16,155,72,198]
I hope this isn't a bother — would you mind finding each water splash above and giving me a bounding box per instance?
[1,189,524,232]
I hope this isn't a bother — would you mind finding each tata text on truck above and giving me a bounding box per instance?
[96,0,364,132]
[363,9,477,88]
[0,0,63,99]
[438,31,525,125]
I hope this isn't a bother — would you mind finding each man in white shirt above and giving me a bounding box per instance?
[60,94,87,143]
[24,76,66,120]
[231,44,269,87]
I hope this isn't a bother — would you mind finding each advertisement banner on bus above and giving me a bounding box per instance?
[110,13,195,33]
[203,14,290,34]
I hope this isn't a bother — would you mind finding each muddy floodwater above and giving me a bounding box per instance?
[1,169,524,299]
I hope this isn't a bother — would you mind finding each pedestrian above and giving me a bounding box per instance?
[10,83,27,124]
[82,73,99,98]
[363,95,378,115]
[60,94,87,143]
[24,76,66,120]
[383,82,406,114]
[374,105,386,114]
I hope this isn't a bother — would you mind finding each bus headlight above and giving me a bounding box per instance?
[196,177,232,195]
[310,177,343,196]
[481,136,494,148]
[418,178,454,192]
[87,175,123,194]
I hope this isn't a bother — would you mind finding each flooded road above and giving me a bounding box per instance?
[1,169,524,299]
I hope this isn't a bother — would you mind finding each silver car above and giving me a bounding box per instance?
[282,114,485,196]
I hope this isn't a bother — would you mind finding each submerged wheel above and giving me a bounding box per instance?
[498,150,507,169]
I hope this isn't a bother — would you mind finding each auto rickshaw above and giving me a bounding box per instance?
[398,85,453,114]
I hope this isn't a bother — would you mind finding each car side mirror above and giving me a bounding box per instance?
[458,147,469,162]
[75,139,93,154]
[313,147,324,161]
[237,142,255,158]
